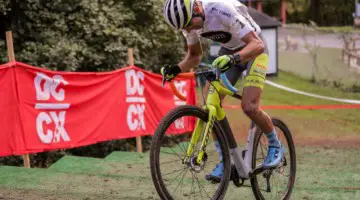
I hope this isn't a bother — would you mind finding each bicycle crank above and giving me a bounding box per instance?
[231,165,244,187]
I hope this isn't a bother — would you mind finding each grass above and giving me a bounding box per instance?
[0,147,359,199]
[279,47,360,89]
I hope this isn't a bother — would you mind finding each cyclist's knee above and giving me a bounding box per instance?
[241,101,260,117]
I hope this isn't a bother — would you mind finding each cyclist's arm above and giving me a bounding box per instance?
[236,31,264,63]
[178,42,203,72]
[217,2,264,63]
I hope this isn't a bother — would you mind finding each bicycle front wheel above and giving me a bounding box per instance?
[150,105,231,200]
[250,118,296,200]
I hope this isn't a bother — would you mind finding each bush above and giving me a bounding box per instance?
[0,0,185,72]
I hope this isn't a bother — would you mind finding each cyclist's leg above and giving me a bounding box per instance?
[206,47,246,182]
[241,38,284,169]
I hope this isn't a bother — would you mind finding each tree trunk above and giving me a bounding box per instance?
[310,0,321,25]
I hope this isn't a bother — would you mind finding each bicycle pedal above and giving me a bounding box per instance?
[250,165,269,177]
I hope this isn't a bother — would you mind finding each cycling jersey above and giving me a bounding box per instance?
[182,0,261,50]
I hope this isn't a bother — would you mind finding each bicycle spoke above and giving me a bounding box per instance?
[162,146,184,161]
[164,168,188,189]
[172,168,189,197]
[201,170,218,191]
[189,173,194,200]
[163,166,188,177]
[196,176,205,200]
[165,136,188,155]
[192,171,212,199]
[160,159,182,165]
[180,172,185,199]
[174,138,187,154]
[160,150,182,157]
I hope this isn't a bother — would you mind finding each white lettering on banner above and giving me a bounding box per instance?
[34,72,71,144]
[126,97,146,103]
[173,81,188,129]
[35,103,70,110]
[36,111,70,144]
[174,117,185,129]
[126,70,145,96]
[127,104,146,131]
[173,81,187,106]
[125,69,146,131]
[34,73,69,101]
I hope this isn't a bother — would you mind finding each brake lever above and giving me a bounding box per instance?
[162,75,166,87]
[215,67,221,80]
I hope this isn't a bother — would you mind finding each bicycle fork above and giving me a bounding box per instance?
[184,105,217,165]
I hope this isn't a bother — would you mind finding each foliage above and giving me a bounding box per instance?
[261,0,354,26]
[285,0,310,23]
[316,0,355,26]
[0,0,188,168]
[0,0,185,72]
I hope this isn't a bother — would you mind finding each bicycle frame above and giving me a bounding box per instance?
[181,80,256,179]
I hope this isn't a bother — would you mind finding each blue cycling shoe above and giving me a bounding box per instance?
[205,162,223,183]
[263,145,285,169]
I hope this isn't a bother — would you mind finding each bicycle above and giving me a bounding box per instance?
[150,65,296,200]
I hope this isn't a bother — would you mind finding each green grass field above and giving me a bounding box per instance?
[0,146,358,199]
[0,66,359,199]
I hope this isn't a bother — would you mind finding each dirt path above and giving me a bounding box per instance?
[227,109,360,149]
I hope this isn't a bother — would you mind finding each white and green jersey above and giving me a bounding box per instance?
[182,0,261,50]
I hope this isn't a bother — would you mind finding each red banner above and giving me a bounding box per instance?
[0,62,196,156]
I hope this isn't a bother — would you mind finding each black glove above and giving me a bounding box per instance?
[161,64,181,81]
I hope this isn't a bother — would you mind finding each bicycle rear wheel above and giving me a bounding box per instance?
[150,105,231,200]
[250,118,296,200]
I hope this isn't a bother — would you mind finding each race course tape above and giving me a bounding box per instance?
[223,104,360,110]
[265,80,360,104]
[223,80,360,110]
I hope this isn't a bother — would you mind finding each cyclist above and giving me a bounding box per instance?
[161,0,284,182]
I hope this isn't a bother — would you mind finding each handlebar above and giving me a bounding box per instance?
[169,72,196,101]
[164,64,239,101]
[220,74,238,93]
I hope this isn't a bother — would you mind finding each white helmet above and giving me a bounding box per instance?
[163,0,195,30]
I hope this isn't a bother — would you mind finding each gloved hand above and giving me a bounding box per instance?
[160,64,181,81]
[212,55,235,73]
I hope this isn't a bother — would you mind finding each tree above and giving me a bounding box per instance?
[309,0,321,25]
[0,0,188,167]
[0,0,185,72]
